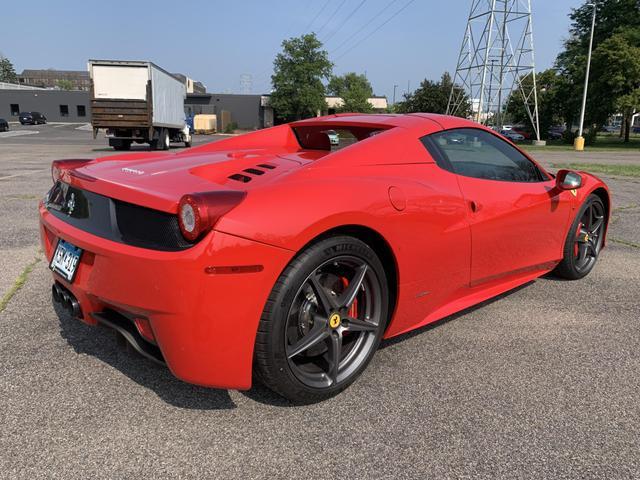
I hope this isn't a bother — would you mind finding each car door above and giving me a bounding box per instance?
[422,127,573,287]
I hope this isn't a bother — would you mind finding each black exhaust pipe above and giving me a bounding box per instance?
[52,283,82,319]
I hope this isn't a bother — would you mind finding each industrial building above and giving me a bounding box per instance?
[1,87,387,128]
[0,89,90,122]
[18,69,91,91]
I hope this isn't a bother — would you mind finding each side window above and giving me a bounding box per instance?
[421,128,544,183]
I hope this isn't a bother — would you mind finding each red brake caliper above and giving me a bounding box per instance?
[341,277,358,318]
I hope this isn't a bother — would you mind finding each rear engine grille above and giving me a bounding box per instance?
[114,200,193,250]
[45,182,194,251]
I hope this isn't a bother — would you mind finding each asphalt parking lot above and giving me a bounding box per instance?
[1,124,639,479]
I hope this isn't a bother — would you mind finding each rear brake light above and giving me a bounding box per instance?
[177,191,246,242]
[51,159,93,183]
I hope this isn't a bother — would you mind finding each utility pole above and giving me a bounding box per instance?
[447,0,543,144]
[574,3,596,151]
[393,84,398,104]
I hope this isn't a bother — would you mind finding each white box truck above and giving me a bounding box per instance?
[88,60,192,150]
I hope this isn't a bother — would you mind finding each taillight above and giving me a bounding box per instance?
[51,159,93,183]
[177,191,246,242]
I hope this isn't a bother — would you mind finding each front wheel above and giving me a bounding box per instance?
[554,194,606,280]
[254,236,389,404]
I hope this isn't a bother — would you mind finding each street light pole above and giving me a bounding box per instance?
[575,3,597,151]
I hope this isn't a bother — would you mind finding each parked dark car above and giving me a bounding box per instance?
[0,118,8,132]
[19,112,46,125]
[547,130,563,140]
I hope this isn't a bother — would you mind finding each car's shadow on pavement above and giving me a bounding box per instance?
[380,281,534,349]
[54,303,238,410]
[54,281,536,410]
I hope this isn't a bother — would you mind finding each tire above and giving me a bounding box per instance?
[254,236,389,403]
[114,140,131,151]
[554,194,606,280]
[161,129,170,150]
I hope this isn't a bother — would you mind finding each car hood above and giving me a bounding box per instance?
[62,148,318,213]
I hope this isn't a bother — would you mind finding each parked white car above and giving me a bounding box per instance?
[326,130,340,145]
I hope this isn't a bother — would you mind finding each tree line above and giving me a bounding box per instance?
[270,0,640,143]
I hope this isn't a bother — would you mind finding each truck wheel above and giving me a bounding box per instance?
[110,139,131,151]
[115,140,131,151]
[161,129,170,150]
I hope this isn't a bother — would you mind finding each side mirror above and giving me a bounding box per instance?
[556,169,582,190]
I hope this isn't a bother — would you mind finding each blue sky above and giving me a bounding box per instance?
[2,0,582,100]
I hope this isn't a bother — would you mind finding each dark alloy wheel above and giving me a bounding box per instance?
[255,236,389,403]
[554,194,606,280]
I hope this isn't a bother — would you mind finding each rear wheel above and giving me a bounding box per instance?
[554,194,606,279]
[254,236,389,404]
[161,129,170,150]
[110,139,131,151]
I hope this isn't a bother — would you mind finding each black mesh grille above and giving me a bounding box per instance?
[46,182,194,251]
[114,200,194,250]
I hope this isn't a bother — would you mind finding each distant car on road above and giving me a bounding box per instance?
[602,125,620,133]
[511,127,531,139]
[0,118,8,132]
[326,129,340,145]
[501,129,524,141]
[19,112,46,125]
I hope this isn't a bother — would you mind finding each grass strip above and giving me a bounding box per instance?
[0,257,41,313]
[550,163,640,178]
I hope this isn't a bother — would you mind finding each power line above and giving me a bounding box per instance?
[331,0,399,54]
[304,0,333,33]
[334,0,416,61]
[322,0,368,43]
[316,0,348,35]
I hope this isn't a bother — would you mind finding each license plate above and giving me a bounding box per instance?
[50,239,83,282]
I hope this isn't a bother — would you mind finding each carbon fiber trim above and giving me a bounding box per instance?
[45,182,194,251]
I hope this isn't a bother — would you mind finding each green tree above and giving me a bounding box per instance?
[396,72,470,117]
[327,72,373,113]
[555,0,640,132]
[56,79,74,90]
[505,69,565,139]
[270,33,333,122]
[590,29,640,140]
[616,88,640,142]
[0,55,18,83]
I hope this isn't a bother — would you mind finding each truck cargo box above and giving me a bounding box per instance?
[89,60,186,130]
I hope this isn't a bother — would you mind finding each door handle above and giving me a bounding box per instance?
[469,200,479,213]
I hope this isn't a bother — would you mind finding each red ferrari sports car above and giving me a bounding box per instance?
[40,113,610,403]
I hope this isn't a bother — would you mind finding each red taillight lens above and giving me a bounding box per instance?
[177,191,246,242]
[51,159,93,183]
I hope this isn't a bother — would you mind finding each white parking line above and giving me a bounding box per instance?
[0,168,48,181]
[0,130,40,138]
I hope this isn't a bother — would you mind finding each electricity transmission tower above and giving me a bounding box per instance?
[447,0,541,141]
[239,74,253,94]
